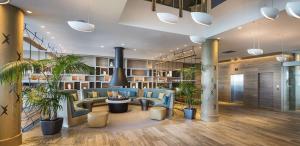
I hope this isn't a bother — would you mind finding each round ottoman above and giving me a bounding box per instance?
[149,107,167,120]
[87,111,109,128]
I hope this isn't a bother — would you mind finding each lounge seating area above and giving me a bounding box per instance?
[59,88,175,128]
[2,1,300,146]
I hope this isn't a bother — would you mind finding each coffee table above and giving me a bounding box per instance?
[105,99,131,113]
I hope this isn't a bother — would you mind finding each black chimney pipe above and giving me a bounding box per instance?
[110,47,128,87]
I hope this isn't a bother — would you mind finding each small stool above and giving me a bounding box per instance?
[149,107,166,120]
[87,111,108,128]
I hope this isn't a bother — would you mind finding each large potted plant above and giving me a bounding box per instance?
[177,67,199,119]
[0,55,92,135]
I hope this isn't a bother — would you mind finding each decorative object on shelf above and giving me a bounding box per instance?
[286,2,300,19]
[109,61,114,67]
[67,20,95,32]
[156,0,179,24]
[191,0,212,26]
[103,71,107,75]
[260,0,279,20]
[0,55,92,135]
[0,0,9,4]
[189,35,205,44]
[67,83,72,90]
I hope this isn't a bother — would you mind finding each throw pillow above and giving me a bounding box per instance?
[163,96,170,107]
[158,93,165,100]
[147,92,153,98]
[87,92,93,98]
[92,91,98,98]
[107,91,113,97]
[112,91,118,97]
[72,93,78,101]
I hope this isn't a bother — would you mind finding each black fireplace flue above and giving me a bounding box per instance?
[109,47,128,87]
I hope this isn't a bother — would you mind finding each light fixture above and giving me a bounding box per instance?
[100,45,104,48]
[276,35,288,62]
[40,25,45,29]
[67,20,95,32]
[0,0,9,4]
[191,12,212,26]
[260,7,279,20]
[26,10,33,14]
[276,54,288,62]
[238,26,243,30]
[156,13,178,24]
[191,0,212,26]
[247,48,263,55]
[121,43,125,46]
[286,2,300,19]
[46,32,50,34]
[189,35,205,44]
[51,36,55,39]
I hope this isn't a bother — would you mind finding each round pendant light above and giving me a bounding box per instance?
[156,13,179,24]
[0,0,9,4]
[67,20,95,32]
[247,48,263,56]
[191,12,212,26]
[276,54,288,62]
[286,2,300,19]
[260,7,279,20]
[189,35,205,44]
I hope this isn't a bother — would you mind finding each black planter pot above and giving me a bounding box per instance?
[184,108,197,119]
[40,118,63,135]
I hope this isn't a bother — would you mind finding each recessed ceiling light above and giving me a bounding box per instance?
[100,45,104,48]
[176,48,179,50]
[184,44,187,47]
[169,49,173,52]
[121,43,125,46]
[26,10,32,14]
[41,25,45,29]
[217,37,221,40]
[238,26,243,30]
[23,33,27,36]
[133,49,137,51]
[51,36,55,39]
[46,32,50,34]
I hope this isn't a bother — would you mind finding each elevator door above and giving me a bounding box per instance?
[230,74,244,102]
[258,72,274,109]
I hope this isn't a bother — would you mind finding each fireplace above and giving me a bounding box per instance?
[110,47,128,87]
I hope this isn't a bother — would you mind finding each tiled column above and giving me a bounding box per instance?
[0,4,24,146]
[201,39,219,122]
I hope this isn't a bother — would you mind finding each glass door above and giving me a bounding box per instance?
[282,64,300,111]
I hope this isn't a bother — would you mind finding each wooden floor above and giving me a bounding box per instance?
[21,103,300,146]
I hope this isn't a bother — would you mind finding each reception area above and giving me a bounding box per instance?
[1,0,300,146]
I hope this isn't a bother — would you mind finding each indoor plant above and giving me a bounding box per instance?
[178,67,199,119]
[0,55,92,135]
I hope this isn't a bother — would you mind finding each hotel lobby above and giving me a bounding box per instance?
[1,0,300,146]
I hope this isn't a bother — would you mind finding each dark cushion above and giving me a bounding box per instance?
[72,108,89,118]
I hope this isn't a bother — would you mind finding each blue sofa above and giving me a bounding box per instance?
[140,88,175,117]
[80,88,175,118]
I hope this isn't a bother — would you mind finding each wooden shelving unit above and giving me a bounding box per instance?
[22,56,199,90]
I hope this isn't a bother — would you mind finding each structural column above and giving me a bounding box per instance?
[201,39,219,122]
[0,5,24,146]
[295,54,300,110]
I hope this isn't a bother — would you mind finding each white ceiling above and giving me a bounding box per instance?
[216,11,300,61]
[9,0,300,61]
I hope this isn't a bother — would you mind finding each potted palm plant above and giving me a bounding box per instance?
[0,55,92,135]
